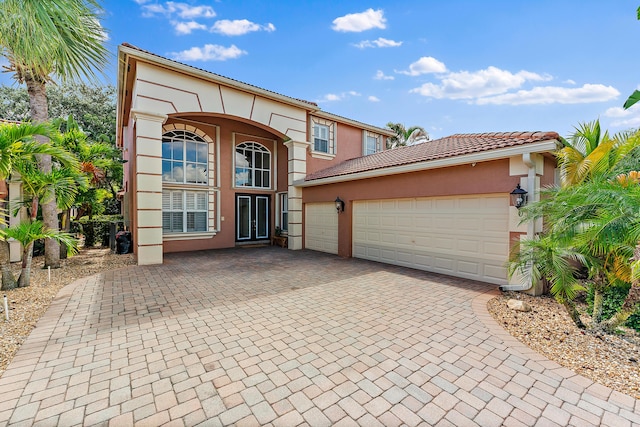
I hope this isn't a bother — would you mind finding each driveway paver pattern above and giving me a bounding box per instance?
[0,247,638,426]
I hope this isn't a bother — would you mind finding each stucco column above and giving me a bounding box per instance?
[132,110,167,265]
[8,176,24,262]
[284,140,310,250]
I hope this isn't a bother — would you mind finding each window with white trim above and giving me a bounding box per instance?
[162,190,207,233]
[235,142,271,188]
[311,117,335,155]
[161,129,210,235]
[162,130,208,184]
[364,131,381,155]
[279,193,288,232]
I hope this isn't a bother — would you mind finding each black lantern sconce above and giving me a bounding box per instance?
[510,183,528,209]
[335,197,345,213]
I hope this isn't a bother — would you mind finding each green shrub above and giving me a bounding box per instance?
[73,215,124,247]
[586,281,640,332]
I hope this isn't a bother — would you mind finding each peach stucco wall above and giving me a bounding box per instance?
[306,121,373,176]
[162,115,288,254]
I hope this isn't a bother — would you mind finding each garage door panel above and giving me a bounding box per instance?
[353,194,509,285]
[305,203,338,255]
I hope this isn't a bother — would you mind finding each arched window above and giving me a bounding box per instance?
[161,130,209,234]
[162,130,208,184]
[235,142,271,188]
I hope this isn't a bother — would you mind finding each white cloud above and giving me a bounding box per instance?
[318,91,361,102]
[353,37,402,49]
[141,2,216,19]
[476,84,619,105]
[564,79,576,85]
[374,70,394,81]
[332,8,386,32]
[211,19,276,36]
[604,104,640,127]
[397,57,447,76]
[368,96,380,102]
[168,44,247,61]
[173,20,207,35]
[410,66,550,99]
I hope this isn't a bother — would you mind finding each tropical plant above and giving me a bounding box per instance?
[0,0,110,268]
[386,122,429,149]
[0,220,77,288]
[0,122,80,290]
[510,171,640,332]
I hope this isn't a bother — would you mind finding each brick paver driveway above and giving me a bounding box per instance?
[1,247,638,426]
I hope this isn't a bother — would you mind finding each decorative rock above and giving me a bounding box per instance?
[507,299,532,312]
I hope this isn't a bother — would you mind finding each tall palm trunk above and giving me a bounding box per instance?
[17,241,34,287]
[26,77,60,268]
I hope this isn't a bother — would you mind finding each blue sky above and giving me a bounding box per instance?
[23,1,640,139]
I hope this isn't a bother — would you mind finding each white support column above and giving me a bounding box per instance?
[132,110,167,265]
[284,140,310,250]
[8,177,24,262]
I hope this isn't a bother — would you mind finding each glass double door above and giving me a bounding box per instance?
[236,194,270,241]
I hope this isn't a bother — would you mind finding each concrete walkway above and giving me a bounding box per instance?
[0,247,638,427]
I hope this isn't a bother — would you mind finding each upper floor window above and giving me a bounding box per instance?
[311,117,335,157]
[162,130,208,184]
[235,142,271,188]
[364,131,382,155]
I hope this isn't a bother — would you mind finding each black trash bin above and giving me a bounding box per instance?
[109,221,125,253]
[115,230,132,254]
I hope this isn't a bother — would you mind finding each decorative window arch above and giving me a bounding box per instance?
[235,142,271,188]
[162,130,208,184]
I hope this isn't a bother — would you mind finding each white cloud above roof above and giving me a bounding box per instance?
[410,65,552,100]
[374,70,394,81]
[168,44,247,61]
[211,19,276,36]
[332,9,386,32]
[604,104,640,127]
[397,57,447,76]
[141,1,216,19]
[353,38,402,49]
[173,20,207,35]
[477,84,620,105]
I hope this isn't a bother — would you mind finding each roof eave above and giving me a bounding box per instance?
[296,139,559,187]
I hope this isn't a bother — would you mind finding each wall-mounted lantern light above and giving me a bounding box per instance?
[335,197,345,213]
[510,184,528,209]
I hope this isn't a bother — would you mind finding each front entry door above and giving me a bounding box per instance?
[236,194,270,241]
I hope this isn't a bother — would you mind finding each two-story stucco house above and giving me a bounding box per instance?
[117,43,560,293]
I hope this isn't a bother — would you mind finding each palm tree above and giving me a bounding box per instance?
[555,119,637,187]
[386,122,429,149]
[0,220,77,288]
[510,173,640,332]
[0,122,78,289]
[0,0,109,268]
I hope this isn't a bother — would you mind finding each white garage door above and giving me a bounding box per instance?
[353,194,509,285]
[305,202,339,254]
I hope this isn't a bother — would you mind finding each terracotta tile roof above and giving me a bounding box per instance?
[305,131,560,181]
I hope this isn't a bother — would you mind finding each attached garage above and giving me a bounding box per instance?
[299,132,560,292]
[305,202,338,254]
[352,195,510,285]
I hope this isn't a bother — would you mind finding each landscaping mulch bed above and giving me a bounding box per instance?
[487,291,640,399]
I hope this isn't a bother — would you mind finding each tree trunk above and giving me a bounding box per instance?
[592,286,604,324]
[563,300,585,329]
[0,240,16,291]
[26,77,60,268]
[17,242,34,288]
